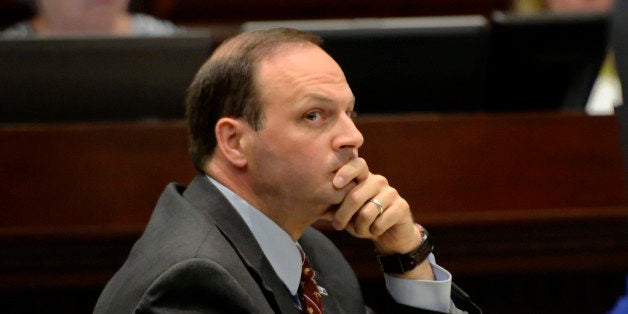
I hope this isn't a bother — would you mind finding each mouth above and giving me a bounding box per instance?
[331,152,358,173]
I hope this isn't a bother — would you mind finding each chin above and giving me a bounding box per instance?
[318,204,340,221]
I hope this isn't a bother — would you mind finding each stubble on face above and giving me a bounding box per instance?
[243,42,360,231]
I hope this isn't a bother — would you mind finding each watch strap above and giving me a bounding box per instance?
[377,224,433,274]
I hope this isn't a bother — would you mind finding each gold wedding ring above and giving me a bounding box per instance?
[370,198,384,215]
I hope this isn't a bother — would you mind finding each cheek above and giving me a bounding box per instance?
[276,149,320,175]
[252,130,332,175]
[268,147,329,184]
[263,134,320,161]
[291,145,331,175]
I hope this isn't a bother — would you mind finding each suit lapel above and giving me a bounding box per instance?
[183,175,298,314]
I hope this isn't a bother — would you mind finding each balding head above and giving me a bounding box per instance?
[186,28,323,173]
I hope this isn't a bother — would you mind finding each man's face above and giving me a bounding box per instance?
[243,42,364,222]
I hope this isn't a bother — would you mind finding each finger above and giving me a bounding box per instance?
[350,192,392,237]
[332,174,387,230]
[369,196,409,238]
[333,158,368,189]
[349,186,396,236]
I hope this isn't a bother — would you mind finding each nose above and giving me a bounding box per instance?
[332,113,364,151]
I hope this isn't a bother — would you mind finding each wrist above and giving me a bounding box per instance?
[374,222,422,255]
[377,224,433,275]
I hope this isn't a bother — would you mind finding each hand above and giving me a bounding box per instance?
[330,158,421,255]
[330,158,434,280]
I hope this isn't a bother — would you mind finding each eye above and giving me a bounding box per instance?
[347,110,357,120]
[304,110,322,121]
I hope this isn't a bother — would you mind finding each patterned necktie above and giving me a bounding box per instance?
[298,247,323,314]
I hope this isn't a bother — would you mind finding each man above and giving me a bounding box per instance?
[94,28,477,313]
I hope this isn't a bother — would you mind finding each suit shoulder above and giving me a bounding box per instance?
[134,258,263,313]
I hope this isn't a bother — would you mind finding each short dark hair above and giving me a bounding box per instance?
[185,28,323,173]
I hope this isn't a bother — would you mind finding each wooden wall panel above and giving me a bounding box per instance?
[2,112,624,229]
[357,113,626,219]
[0,112,626,313]
[1,121,196,228]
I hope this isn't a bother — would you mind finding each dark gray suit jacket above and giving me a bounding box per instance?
[94,175,455,313]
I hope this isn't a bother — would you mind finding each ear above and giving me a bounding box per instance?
[214,117,250,168]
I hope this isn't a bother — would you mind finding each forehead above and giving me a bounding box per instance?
[254,42,350,96]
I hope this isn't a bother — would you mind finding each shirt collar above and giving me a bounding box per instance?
[207,176,303,295]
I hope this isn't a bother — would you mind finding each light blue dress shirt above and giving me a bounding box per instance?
[208,176,454,312]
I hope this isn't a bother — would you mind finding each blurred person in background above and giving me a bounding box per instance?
[1,0,181,37]
[547,0,613,12]
[512,0,613,13]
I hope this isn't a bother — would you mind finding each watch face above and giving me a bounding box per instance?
[416,224,428,240]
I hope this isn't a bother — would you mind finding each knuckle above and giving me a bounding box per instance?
[373,174,388,186]
[389,187,398,196]
[358,158,369,170]
[346,190,362,205]
[401,198,409,208]
[369,224,382,236]
[357,157,366,165]
[398,199,410,213]
[357,207,371,220]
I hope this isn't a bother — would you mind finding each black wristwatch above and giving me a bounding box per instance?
[377,224,433,274]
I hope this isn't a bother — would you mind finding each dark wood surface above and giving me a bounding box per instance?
[1,112,626,313]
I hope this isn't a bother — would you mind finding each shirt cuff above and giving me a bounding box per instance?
[384,253,452,313]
